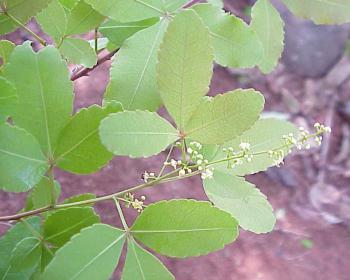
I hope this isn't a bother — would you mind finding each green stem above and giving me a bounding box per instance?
[113,198,129,231]
[94,28,98,53]
[157,144,174,178]
[48,166,56,207]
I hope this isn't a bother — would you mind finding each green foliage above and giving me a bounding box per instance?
[122,239,174,280]
[132,200,238,257]
[204,171,276,233]
[99,110,178,158]
[41,224,125,280]
[0,40,15,68]
[0,77,17,122]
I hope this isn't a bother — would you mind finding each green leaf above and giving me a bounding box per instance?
[65,0,104,35]
[0,0,52,34]
[131,199,238,258]
[59,37,97,68]
[0,40,15,66]
[282,0,350,25]
[36,0,67,42]
[157,9,213,131]
[100,17,159,48]
[185,89,264,144]
[10,237,42,273]
[25,177,61,211]
[54,103,122,174]
[62,193,96,204]
[4,43,73,157]
[0,124,48,192]
[85,0,187,22]
[99,110,178,158]
[59,0,79,10]
[43,207,100,248]
[211,119,298,176]
[88,37,109,51]
[105,19,168,111]
[207,0,224,8]
[0,217,41,279]
[204,171,276,233]
[250,0,284,74]
[41,224,125,280]
[0,76,17,123]
[122,239,174,280]
[192,3,263,68]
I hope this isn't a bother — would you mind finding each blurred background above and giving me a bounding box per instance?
[1,0,350,279]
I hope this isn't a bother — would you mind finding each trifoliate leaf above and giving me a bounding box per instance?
[43,207,100,248]
[192,4,263,68]
[0,217,41,279]
[85,0,187,22]
[0,0,52,34]
[0,40,15,66]
[54,103,122,173]
[185,89,264,144]
[212,119,298,176]
[132,199,238,258]
[0,76,17,123]
[157,9,213,131]
[100,17,159,48]
[122,239,174,280]
[65,0,104,35]
[41,224,125,280]
[105,20,168,111]
[9,237,42,273]
[36,0,67,42]
[203,171,276,233]
[251,0,284,74]
[0,124,48,192]
[4,43,73,157]
[99,110,178,158]
[282,0,350,25]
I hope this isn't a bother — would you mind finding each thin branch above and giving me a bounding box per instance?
[183,0,203,9]
[114,198,129,231]
[70,49,118,81]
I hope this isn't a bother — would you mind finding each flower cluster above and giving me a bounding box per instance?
[142,171,155,183]
[124,193,146,212]
[222,141,253,169]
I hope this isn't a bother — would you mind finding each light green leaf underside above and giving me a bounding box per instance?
[99,110,178,158]
[122,239,174,280]
[0,124,48,192]
[0,76,17,123]
[204,171,276,233]
[9,237,42,273]
[0,40,15,66]
[157,9,213,131]
[43,207,100,248]
[85,0,187,22]
[41,224,125,280]
[282,0,350,25]
[0,217,41,279]
[100,17,159,48]
[65,0,104,35]
[59,37,97,68]
[132,199,238,258]
[54,103,122,174]
[4,43,73,157]
[36,0,67,42]
[207,0,224,8]
[192,3,263,68]
[212,118,298,176]
[251,0,284,74]
[185,89,264,144]
[0,0,52,34]
[59,0,79,10]
[105,20,168,111]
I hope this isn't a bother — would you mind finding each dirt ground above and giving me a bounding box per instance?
[1,1,350,279]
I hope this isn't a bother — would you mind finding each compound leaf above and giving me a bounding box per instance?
[85,0,187,22]
[185,89,264,144]
[43,207,100,248]
[157,9,213,131]
[4,43,73,157]
[282,0,350,25]
[122,239,174,280]
[54,103,122,174]
[41,224,125,280]
[131,199,238,258]
[0,0,52,34]
[105,20,168,111]
[99,110,178,158]
[251,0,284,74]
[192,4,263,68]
[204,171,276,233]
[0,76,17,123]
[0,124,48,192]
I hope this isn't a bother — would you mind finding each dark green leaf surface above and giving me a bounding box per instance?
[0,76,17,123]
